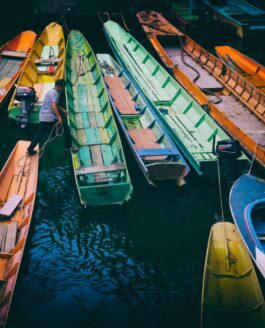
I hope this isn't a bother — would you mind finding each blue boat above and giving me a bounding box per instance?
[96,53,189,186]
[230,174,265,278]
[205,0,265,38]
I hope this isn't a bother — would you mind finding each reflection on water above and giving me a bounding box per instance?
[0,12,264,328]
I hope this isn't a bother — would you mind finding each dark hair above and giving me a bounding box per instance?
[55,79,66,87]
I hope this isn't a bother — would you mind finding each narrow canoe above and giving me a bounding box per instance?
[205,0,265,38]
[103,20,249,178]
[0,141,39,327]
[136,11,265,168]
[215,45,265,94]
[201,222,265,328]
[8,22,65,124]
[65,30,133,206]
[96,53,189,186]
[0,31,36,106]
[230,174,265,278]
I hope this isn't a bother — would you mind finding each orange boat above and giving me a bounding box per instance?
[0,31,36,106]
[0,141,38,327]
[215,46,265,94]
[137,11,265,168]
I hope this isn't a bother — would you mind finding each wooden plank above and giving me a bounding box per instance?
[90,145,106,182]
[77,84,88,112]
[137,148,180,157]
[0,224,6,252]
[34,58,61,65]
[76,163,125,175]
[3,222,18,253]
[1,50,28,59]
[0,195,22,218]
[88,112,97,128]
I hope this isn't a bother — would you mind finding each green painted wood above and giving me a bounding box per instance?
[104,21,250,176]
[65,30,132,206]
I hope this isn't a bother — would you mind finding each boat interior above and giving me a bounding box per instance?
[98,55,180,162]
[252,201,265,249]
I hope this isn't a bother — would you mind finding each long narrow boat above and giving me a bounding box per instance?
[103,20,249,178]
[230,174,265,279]
[96,53,189,186]
[65,30,132,206]
[0,141,39,327]
[215,45,265,94]
[136,11,265,168]
[0,31,36,107]
[205,0,265,38]
[8,22,65,124]
[201,222,265,328]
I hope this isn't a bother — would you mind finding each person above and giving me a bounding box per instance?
[27,79,78,155]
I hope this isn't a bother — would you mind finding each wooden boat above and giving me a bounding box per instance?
[201,222,265,328]
[8,22,65,125]
[215,45,265,94]
[103,20,249,178]
[136,11,265,168]
[96,53,189,186]
[230,174,265,279]
[205,0,265,38]
[0,141,39,327]
[0,31,36,107]
[65,30,132,206]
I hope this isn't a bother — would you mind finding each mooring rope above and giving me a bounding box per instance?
[16,122,64,174]
[248,143,258,175]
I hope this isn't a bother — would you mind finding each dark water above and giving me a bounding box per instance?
[0,11,264,328]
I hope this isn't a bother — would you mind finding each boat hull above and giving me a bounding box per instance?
[96,53,189,186]
[104,20,249,178]
[0,141,38,327]
[0,31,36,107]
[230,174,265,278]
[8,23,65,124]
[201,222,265,328]
[66,31,132,207]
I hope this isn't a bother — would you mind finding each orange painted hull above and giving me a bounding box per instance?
[137,11,265,168]
[0,31,36,106]
[215,46,265,94]
[0,141,38,327]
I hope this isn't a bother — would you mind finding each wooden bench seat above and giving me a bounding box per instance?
[104,76,139,115]
[1,50,28,59]
[128,128,167,161]
[0,195,22,218]
[0,222,18,253]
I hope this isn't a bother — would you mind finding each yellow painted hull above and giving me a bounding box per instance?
[201,222,265,328]
[8,22,65,124]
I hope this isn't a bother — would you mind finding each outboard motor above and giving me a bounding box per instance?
[213,138,242,182]
[15,86,37,128]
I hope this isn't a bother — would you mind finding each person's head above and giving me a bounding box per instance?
[55,79,66,92]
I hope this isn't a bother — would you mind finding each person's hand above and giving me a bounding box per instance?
[58,116,63,124]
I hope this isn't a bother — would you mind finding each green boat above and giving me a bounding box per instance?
[104,20,249,178]
[65,30,133,206]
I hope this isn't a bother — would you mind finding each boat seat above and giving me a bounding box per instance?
[104,76,139,115]
[0,195,22,218]
[0,222,18,253]
[76,163,125,175]
[37,45,59,74]
[128,128,167,160]
[1,50,28,59]
[0,77,12,89]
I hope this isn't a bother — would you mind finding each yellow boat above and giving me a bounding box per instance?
[8,22,65,125]
[0,141,39,327]
[216,45,265,94]
[201,222,265,328]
